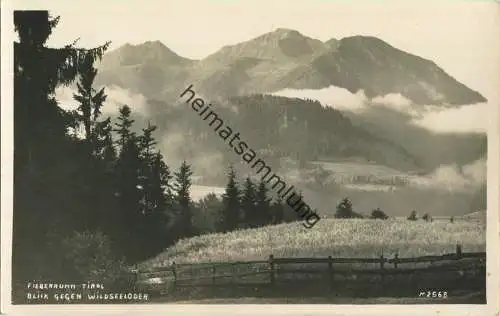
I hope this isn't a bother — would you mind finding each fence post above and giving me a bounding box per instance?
[132,264,138,291]
[456,244,463,259]
[379,254,385,282]
[456,244,465,285]
[269,254,275,286]
[212,265,216,285]
[393,253,399,269]
[231,263,235,285]
[328,255,334,291]
[172,262,177,292]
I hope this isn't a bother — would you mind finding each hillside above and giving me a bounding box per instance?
[228,95,420,169]
[94,29,486,105]
[340,103,487,171]
[140,218,486,268]
[142,94,421,173]
[309,36,486,104]
[96,40,195,99]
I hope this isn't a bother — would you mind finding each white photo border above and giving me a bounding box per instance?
[1,1,499,315]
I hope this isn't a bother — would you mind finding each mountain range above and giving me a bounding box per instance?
[90,28,487,179]
[95,28,486,106]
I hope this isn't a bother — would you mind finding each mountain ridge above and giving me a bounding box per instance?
[95,28,487,106]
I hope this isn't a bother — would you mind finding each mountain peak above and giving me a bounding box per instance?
[270,28,303,37]
[140,40,168,49]
[207,27,327,62]
[118,40,175,56]
[325,38,339,50]
[340,35,395,50]
[99,40,191,69]
[259,28,313,43]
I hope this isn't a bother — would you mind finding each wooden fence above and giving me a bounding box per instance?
[133,244,486,295]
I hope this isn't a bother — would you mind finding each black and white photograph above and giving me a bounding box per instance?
[1,0,499,315]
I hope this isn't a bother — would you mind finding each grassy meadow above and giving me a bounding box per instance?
[141,218,486,269]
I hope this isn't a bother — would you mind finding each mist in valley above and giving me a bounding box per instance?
[55,83,488,217]
[271,85,488,217]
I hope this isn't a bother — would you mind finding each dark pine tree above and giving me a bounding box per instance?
[71,54,111,232]
[174,160,194,239]
[422,213,431,222]
[72,53,107,143]
[221,165,241,232]
[370,208,389,220]
[141,151,173,258]
[136,122,174,258]
[114,105,134,148]
[93,118,115,161]
[271,195,285,225]
[151,152,174,206]
[241,177,257,228]
[138,122,157,167]
[138,121,158,214]
[196,193,224,234]
[407,210,418,221]
[93,117,119,237]
[13,10,109,283]
[113,105,143,262]
[255,180,272,226]
[335,197,354,219]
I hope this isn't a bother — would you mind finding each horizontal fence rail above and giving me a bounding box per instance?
[133,244,486,295]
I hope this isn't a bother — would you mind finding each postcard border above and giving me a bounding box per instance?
[1,1,499,315]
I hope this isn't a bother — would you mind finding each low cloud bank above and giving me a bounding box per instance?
[462,158,487,184]
[158,131,225,179]
[57,84,491,135]
[410,158,486,190]
[272,85,490,134]
[413,103,489,133]
[55,85,148,115]
[272,86,367,112]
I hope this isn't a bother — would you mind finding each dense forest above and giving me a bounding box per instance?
[229,95,420,169]
[12,11,301,301]
[144,94,421,182]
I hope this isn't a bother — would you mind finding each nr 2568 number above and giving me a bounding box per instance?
[418,290,448,298]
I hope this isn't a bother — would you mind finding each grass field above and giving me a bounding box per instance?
[141,218,486,269]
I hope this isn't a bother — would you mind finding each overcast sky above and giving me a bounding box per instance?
[7,0,500,101]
